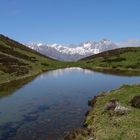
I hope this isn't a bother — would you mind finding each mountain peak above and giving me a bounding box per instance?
[27,39,118,61]
[100,38,111,43]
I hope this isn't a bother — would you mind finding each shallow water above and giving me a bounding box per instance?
[0,68,140,140]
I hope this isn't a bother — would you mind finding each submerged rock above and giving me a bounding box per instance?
[64,128,93,140]
[88,97,97,107]
[131,95,140,108]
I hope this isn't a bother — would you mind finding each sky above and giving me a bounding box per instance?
[0,0,140,44]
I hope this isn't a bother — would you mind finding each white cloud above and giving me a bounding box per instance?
[118,39,140,47]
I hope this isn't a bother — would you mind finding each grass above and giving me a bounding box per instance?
[83,84,140,140]
[80,47,140,75]
[0,34,73,85]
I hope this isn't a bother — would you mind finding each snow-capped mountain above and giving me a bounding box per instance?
[26,39,118,61]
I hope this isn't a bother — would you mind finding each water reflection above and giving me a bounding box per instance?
[0,76,36,98]
[0,68,140,140]
[39,67,94,79]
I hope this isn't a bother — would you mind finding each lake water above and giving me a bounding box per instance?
[0,68,140,140]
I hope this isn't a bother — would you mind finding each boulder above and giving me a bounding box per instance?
[105,99,119,111]
[114,105,129,115]
[104,99,130,115]
[131,95,140,108]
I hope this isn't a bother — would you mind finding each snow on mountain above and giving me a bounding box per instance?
[26,39,118,61]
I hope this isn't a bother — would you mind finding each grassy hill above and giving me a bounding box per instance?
[0,34,68,85]
[0,35,140,85]
[79,47,140,75]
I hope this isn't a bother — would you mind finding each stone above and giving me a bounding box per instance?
[114,104,129,115]
[105,99,119,111]
[87,137,94,140]
[131,95,140,108]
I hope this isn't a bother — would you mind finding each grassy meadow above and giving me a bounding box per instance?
[84,84,140,140]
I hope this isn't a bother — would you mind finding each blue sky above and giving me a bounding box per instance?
[0,0,140,44]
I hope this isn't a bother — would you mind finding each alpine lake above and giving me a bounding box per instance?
[0,68,140,140]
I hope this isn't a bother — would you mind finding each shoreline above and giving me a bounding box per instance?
[80,66,140,76]
[0,65,70,86]
[1,66,140,86]
[64,83,140,140]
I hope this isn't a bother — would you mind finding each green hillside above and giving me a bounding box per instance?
[0,34,140,85]
[0,35,68,85]
[79,47,140,75]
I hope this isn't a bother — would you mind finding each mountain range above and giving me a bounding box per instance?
[27,39,119,61]
[0,34,140,85]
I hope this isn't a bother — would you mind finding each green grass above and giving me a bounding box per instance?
[0,34,72,85]
[84,84,140,140]
[80,47,140,75]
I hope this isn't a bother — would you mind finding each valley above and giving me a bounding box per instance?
[0,35,140,140]
[0,35,69,85]
[0,35,140,85]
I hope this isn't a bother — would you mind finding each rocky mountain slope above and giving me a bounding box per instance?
[27,39,118,61]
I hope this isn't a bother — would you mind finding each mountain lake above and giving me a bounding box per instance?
[0,67,140,140]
